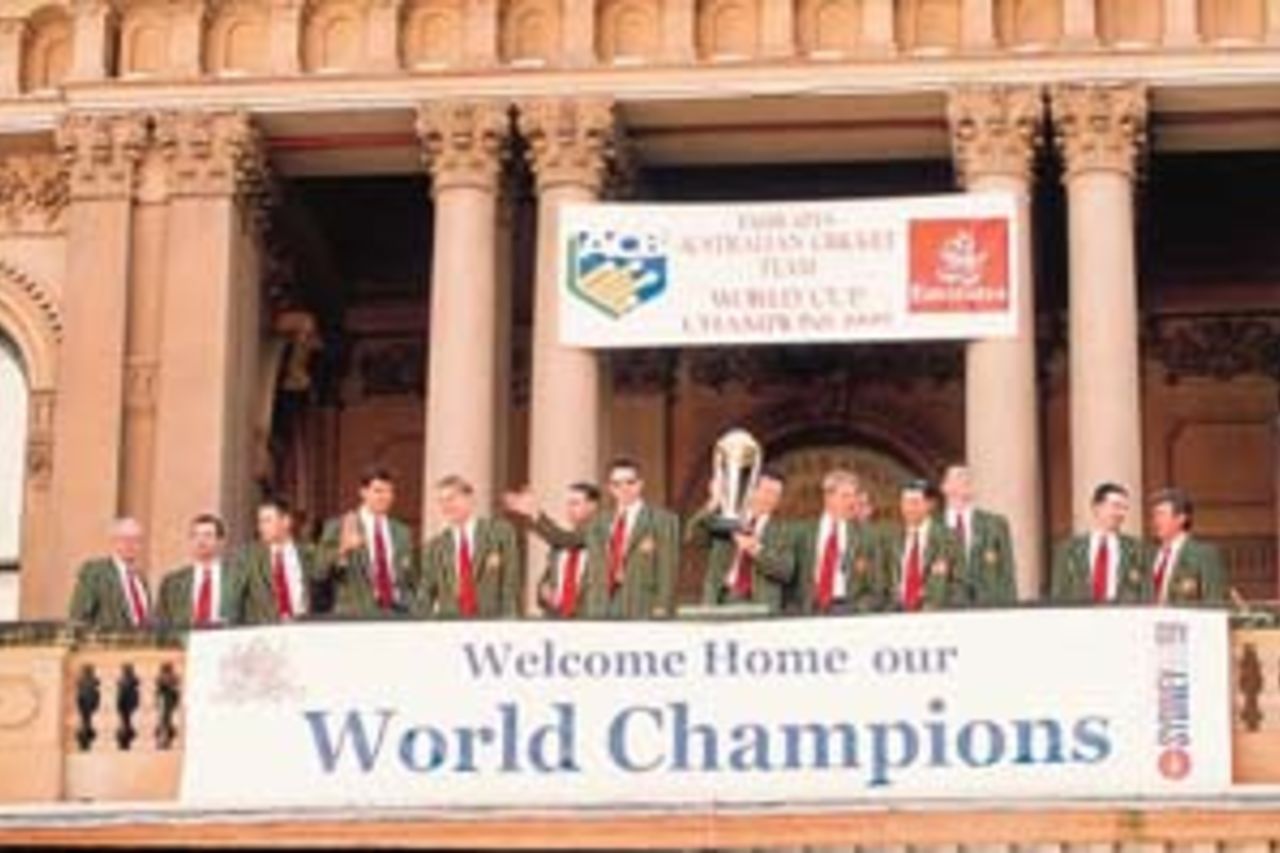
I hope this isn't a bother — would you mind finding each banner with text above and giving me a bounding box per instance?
[557,193,1021,348]
[181,609,1230,808]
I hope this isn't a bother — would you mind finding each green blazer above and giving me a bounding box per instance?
[1153,536,1227,606]
[155,562,249,629]
[420,518,522,618]
[316,513,420,617]
[1050,533,1147,604]
[871,521,963,611]
[952,508,1017,606]
[686,509,794,613]
[534,538,591,619]
[67,557,152,631]
[534,505,681,619]
[789,518,879,615]
[236,541,322,624]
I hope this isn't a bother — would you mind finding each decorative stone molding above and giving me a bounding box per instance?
[517,97,618,194]
[947,85,1044,188]
[0,258,63,344]
[1145,312,1280,383]
[25,388,56,489]
[153,109,268,200]
[55,112,148,201]
[415,100,510,195]
[1049,83,1148,180]
[0,155,68,233]
[124,357,158,412]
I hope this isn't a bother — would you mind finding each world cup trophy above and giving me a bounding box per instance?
[710,428,763,534]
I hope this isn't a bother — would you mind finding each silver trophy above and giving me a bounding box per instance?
[710,428,763,534]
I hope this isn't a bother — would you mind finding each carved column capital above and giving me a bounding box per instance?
[415,101,510,195]
[517,97,618,195]
[1050,83,1148,180]
[154,109,268,201]
[0,155,69,232]
[55,112,148,201]
[947,85,1044,188]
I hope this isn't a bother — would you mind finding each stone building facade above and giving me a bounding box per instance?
[0,0,1276,617]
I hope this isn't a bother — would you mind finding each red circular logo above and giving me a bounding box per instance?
[1159,748,1192,780]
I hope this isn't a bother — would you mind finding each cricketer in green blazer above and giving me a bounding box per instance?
[155,560,250,629]
[237,540,323,624]
[587,503,682,619]
[538,503,681,619]
[1050,532,1148,604]
[420,517,523,618]
[535,536,592,619]
[871,518,964,611]
[67,556,153,631]
[687,508,794,613]
[316,509,420,617]
[790,516,880,615]
[945,507,1017,606]
[1150,534,1227,605]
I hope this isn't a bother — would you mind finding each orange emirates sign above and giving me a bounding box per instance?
[907,218,1010,314]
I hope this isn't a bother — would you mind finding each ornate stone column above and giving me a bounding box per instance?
[416,101,508,531]
[518,97,616,611]
[148,110,269,570]
[0,19,27,96]
[42,113,146,617]
[69,0,115,82]
[119,150,170,535]
[948,85,1045,599]
[1051,83,1148,535]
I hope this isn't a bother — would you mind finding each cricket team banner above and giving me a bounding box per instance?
[180,609,1231,808]
[557,193,1021,348]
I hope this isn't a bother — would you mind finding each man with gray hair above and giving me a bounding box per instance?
[940,464,1016,606]
[67,517,152,631]
[789,468,878,615]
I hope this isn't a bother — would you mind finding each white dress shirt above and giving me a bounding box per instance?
[359,506,396,589]
[272,541,307,615]
[190,559,224,624]
[814,514,849,600]
[612,502,643,549]
[113,557,149,625]
[1154,533,1188,601]
[726,515,770,590]
[946,507,973,551]
[1088,530,1121,601]
[453,518,478,567]
[899,518,931,602]
[554,547,588,604]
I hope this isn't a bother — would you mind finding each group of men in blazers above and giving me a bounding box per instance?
[1050,482,1226,606]
[66,456,1228,631]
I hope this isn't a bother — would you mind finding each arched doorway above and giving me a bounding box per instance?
[0,333,27,620]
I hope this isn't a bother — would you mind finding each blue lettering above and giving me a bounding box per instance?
[609,706,665,772]
[303,708,395,773]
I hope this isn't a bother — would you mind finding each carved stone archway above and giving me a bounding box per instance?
[0,258,60,613]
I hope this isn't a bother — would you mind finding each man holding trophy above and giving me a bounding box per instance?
[686,430,795,614]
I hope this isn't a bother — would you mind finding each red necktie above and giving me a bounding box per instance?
[731,518,756,599]
[559,548,582,618]
[194,565,213,626]
[1153,547,1172,602]
[372,519,394,610]
[457,530,478,617]
[125,571,148,626]
[1092,537,1111,603]
[903,531,924,611]
[815,525,839,612]
[608,513,627,594]
[272,547,294,619]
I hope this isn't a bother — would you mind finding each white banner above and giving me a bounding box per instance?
[557,193,1020,348]
[181,609,1230,808]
